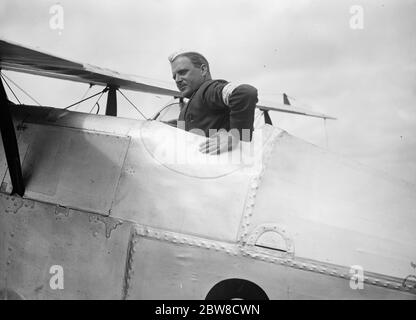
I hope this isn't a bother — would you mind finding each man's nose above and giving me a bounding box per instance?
[175,74,182,82]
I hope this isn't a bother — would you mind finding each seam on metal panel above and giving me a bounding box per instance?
[17,120,131,139]
[237,129,285,244]
[134,224,241,256]
[88,213,123,239]
[122,225,139,300]
[109,136,132,216]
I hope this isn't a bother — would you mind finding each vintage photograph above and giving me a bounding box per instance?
[0,0,415,301]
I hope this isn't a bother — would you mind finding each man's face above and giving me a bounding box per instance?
[171,56,207,98]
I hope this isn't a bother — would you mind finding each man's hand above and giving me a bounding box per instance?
[199,129,240,155]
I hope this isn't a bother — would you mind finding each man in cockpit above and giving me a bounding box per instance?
[169,51,258,155]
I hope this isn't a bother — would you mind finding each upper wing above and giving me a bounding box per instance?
[0,38,181,97]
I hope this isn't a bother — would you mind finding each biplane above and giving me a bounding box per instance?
[0,39,415,300]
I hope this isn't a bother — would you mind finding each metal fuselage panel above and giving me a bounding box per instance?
[109,119,268,242]
[124,232,416,300]
[8,124,129,215]
[1,195,414,300]
[0,194,130,299]
[0,106,415,299]
[250,132,416,280]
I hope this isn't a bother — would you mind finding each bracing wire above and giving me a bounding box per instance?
[1,72,41,106]
[0,72,21,104]
[89,102,100,114]
[88,90,106,114]
[117,89,147,120]
[64,87,108,110]
[72,84,94,111]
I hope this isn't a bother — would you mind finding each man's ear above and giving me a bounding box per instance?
[200,64,208,77]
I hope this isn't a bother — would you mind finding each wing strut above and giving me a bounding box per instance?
[0,73,25,196]
[105,86,117,116]
[263,110,273,125]
[283,93,291,106]
[261,93,292,125]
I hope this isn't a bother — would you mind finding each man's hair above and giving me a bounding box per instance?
[168,51,210,74]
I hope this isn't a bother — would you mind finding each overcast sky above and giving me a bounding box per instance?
[1,0,415,184]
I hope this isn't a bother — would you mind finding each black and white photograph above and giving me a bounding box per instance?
[0,0,415,303]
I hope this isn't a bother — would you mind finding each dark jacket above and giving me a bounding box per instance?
[178,80,258,141]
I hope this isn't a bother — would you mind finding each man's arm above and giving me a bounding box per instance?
[222,83,258,142]
[199,82,258,154]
